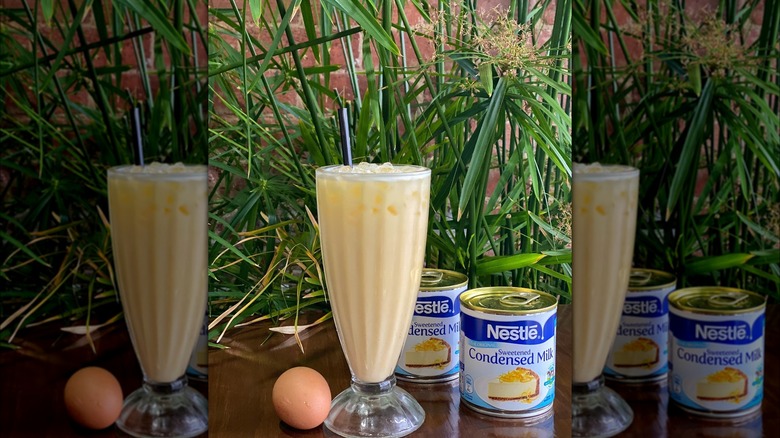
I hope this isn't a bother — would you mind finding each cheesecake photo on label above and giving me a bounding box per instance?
[487,367,540,402]
[404,337,451,368]
[696,367,748,402]
[612,337,659,368]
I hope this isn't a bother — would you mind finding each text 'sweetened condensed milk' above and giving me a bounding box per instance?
[396,269,468,383]
[460,288,557,418]
[605,269,676,382]
[669,287,766,418]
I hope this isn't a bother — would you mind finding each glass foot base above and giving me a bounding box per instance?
[572,376,633,438]
[116,376,208,438]
[324,376,425,438]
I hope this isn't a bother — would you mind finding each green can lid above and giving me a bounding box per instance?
[628,269,676,291]
[420,269,468,291]
[460,287,558,315]
[669,287,766,314]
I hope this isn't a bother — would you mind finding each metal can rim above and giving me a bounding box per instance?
[669,286,767,314]
[460,287,558,315]
[420,268,468,291]
[628,268,677,291]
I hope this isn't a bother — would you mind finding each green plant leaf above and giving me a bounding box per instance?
[208,230,258,268]
[666,80,714,220]
[731,139,750,202]
[323,0,400,55]
[209,27,360,77]
[572,2,607,54]
[685,254,755,275]
[41,0,55,23]
[249,0,264,24]
[1,231,51,268]
[38,0,92,91]
[115,0,190,53]
[686,64,702,96]
[457,77,508,219]
[476,253,547,276]
[528,212,570,244]
[739,265,780,293]
[736,212,780,244]
[479,63,493,96]
[530,264,572,284]
[300,0,320,61]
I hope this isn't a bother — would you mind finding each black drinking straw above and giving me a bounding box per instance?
[130,104,144,166]
[337,106,352,167]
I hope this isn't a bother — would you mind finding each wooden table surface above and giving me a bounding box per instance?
[210,304,571,438]
[0,322,207,437]
[608,303,777,437]
[2,304,777,437]
[209,303,779,438]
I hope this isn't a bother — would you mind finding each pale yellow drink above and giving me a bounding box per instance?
[316,163,430,383]
[572,163,639,383]
[108,163,208,383]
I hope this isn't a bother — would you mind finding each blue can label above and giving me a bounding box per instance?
[395,283,466,382]
[605,283,675,380]
[459,305,556,416]
[669,307,765,414]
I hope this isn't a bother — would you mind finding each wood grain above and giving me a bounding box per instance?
[2,303,776,437]
[0,323,207,437]
[209,304,570,437]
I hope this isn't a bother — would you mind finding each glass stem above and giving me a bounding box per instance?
[351,375,396,395]
[143,375,188,393]
[573,375,604,395]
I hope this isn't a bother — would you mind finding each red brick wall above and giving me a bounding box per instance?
[1,0,207,122]
[209,0,559,119]
[608,0,764,67]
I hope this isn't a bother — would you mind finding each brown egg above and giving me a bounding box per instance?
[272,366,332,430]
[64,367,124,430]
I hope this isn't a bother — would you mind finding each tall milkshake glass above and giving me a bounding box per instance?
[108,163,208,437]
[316,163,430,437]
[571,163,639,437]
